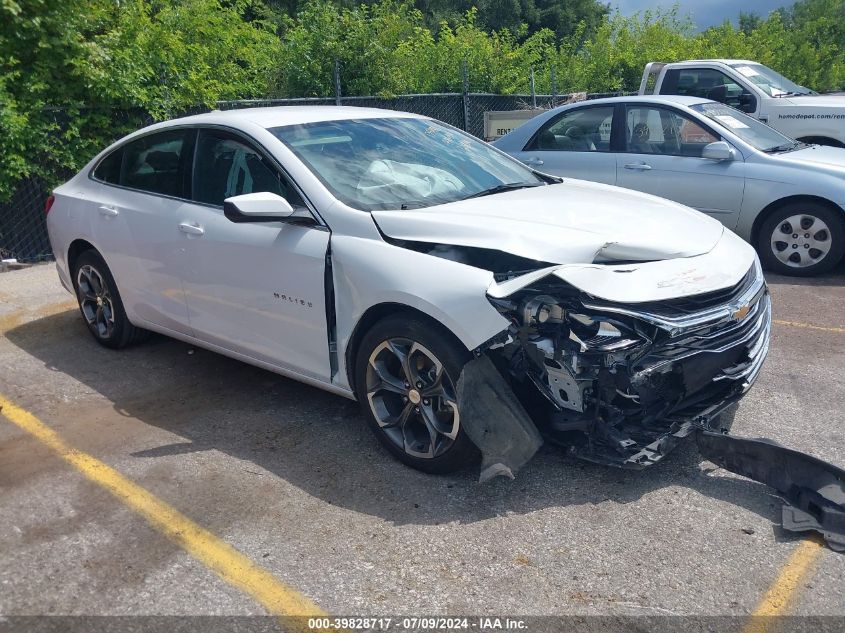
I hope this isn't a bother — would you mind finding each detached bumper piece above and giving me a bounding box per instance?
[698,430,845,552]
[457,356,543,483]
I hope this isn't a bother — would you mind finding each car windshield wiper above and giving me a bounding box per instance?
[763,141,804,153]
[461,182,544,200]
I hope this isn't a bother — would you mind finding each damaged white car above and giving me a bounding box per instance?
[47,107,772,481]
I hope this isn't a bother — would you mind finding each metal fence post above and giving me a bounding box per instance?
[334,59,342,106]
[461,59,470,131]
[551,66,557,101]
[530,67,536,109]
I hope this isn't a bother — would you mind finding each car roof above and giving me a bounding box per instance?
[162,106,424,130]
[667,59,757,66]
[567,95,713,107]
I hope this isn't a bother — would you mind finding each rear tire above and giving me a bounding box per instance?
[757,201,845,276]
[354,314,478,474]
[72,250,149,348]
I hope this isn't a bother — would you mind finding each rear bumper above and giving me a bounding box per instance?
[55,261,74,294]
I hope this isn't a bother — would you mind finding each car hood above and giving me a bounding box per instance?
[782,95,845,107]
[372,179,725,265]
[773,145,845,175]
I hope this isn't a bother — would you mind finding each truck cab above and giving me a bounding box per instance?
[640,60,845,147]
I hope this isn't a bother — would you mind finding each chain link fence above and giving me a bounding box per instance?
[0,89,625,264]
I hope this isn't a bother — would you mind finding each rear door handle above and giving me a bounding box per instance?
[98,205,119,217]
[624,163,652,171]
[523,157,545,166]
[178,222,205,236]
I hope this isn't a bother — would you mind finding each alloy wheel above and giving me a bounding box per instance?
[770,213,832,268]
[365,338,460,459]
[77,264,116,339]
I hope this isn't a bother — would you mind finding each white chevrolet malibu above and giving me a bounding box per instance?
[46,107,771,479]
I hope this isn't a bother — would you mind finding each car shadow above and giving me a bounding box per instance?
[6,310,791,531]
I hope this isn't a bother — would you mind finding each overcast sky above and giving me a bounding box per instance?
[611,0,787,30]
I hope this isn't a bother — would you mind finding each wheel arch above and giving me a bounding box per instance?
[751,195,845,247]
[67,239,100,286]
[344,302,471,395]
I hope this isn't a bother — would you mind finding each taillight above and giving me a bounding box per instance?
[44,195,55,215]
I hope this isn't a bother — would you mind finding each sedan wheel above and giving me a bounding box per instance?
[769,214,832,269]
[355,315,477,474]
[72,250,148,348]
[758,202,845,276]
[366,338,460,459]
[77,264,117,340]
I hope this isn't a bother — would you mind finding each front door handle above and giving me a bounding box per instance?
[624,162,652,171]
[178,222,205,236]
[98,205,119,217]
[523,157,545,166]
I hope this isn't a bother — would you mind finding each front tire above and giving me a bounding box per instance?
[757,201,845,276]
[72,250,148,348]
[354,314,477,474]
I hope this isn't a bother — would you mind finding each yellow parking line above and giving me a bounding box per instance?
[773,319,845,334]
[742,537,824,633]
[0,394,326,618]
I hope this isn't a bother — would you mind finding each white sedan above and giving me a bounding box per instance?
[47,106,770,478]
[493,95,845,276]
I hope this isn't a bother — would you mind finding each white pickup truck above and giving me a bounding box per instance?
[640,60,845,147]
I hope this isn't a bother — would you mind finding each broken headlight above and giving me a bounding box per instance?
[506,293,644,353]
[566,314,643,352]
[520,295,564,326]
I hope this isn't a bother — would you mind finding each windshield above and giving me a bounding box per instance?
[729,63,815,97]
[270,117,543,211]
[691,102,797,151]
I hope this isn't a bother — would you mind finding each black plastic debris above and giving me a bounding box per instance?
[457,356,543,483]
[697,430,845,552]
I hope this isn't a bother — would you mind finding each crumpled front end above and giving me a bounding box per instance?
[482,258,771,468]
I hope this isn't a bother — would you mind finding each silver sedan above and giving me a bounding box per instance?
[493,95,845,276]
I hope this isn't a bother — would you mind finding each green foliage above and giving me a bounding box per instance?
[3,0,845,201]
[267,0,609,40]
[0,0,281,198]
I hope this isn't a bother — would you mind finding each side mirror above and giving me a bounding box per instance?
[739,92,757,114]
[223,192,295,223]
[702,141,736,161]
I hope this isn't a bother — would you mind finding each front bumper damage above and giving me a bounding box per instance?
[456,259,845,551]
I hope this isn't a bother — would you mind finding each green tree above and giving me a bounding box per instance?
[739,11,762,34]
[0,0,281,198]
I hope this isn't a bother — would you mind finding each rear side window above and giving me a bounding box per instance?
[192,128,303,208]
[120,129,193,198]
[92,148,124,184]
[525,106,615,152]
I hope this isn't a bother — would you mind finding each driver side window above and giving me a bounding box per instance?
[625,106,719,158]
[662,68,752,110]
[526,106,614,152]
[192,129,304,208]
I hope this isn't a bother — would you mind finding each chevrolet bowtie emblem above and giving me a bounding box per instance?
[732,304,751,321]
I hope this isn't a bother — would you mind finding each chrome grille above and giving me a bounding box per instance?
[587,261,772,392]
[582,260,768,337]
[641,291,771,391]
